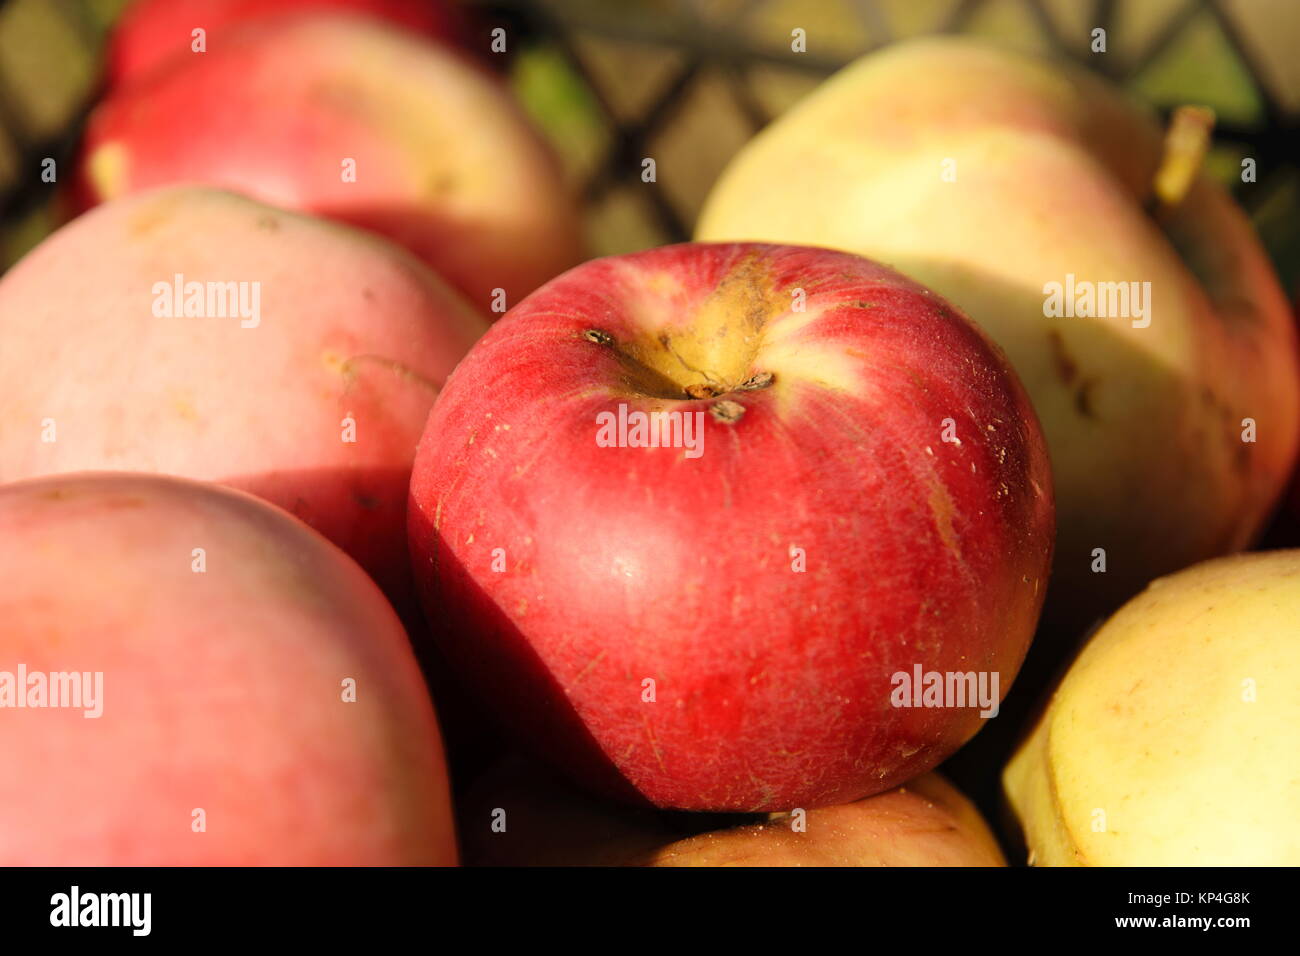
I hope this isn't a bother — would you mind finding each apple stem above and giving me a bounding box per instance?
[1151,105,1215,213]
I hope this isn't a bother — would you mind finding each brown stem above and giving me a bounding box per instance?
[1151,105,1216,213]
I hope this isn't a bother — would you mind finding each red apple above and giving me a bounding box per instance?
[0,472,456,865]
[104,0,473,89]
[408,242,1054,812]
[0,185,487,602]
[75,12,584,311]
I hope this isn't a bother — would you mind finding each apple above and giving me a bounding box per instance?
[0,472,456,865]
[650,772,1005,867]
[74,12,584,311]
[461,756,1004,866]
[103,0,473,89]
[408,241,1054,812]
[1004,549,1300,866]
[697,37,1300,626]
[0,185,487,602]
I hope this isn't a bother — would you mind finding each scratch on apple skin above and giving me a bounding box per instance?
[339,353,441,394]
[568,650,606,688]
[641,711,668,777]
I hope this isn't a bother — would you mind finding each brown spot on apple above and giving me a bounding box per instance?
[710,400,746,424]
[1046,329,1078,385]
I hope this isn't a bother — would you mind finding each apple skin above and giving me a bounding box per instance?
[697,37,1300,626]
[0,473,456,865]
[74,12,584,311]
[0,186,487,602]
[1004,550,1300,866]
[408,241,1054,812]
[461,756,1004,866]
[650,772,1005,867]
[104,0,472,89]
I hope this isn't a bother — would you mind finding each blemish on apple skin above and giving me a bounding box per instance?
[1047,330,1099,419]
[1047,330,1078,385]
[710,400,746,424]
[1074,379,1098,419]
[338,353,440,394]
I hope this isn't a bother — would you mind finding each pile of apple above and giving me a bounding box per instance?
[1,3,1296,866]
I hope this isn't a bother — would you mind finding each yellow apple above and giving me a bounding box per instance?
[697,37,1300,625]
[649,773,1005,867]
[1003,549,1300,865]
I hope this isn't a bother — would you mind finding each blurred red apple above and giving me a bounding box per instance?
[0,186,487,601]
[408,242,1054,812]
[0,473,456,865]
[104,0,474,89]
[75,12,584,311]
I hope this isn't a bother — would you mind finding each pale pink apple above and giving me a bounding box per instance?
[0,186,487,600]
[0,472,456,865]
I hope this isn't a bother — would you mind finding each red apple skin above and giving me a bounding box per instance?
[0,473,456,865]
[74,13,584,311]
[0,186,487,604]
[408,242,1054,813]
[104,0,472,89]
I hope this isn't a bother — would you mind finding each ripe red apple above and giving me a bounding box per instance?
[0,473,456,865]
[75,12,584,311]
[104,0,473,89]
[408,242,1054,812]
[0,185,487,601]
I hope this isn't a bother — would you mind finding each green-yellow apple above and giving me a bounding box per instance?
[1004,549,1300,865]
[0,186,487,602]
[409,241,1054,812]
[698,37,1300,624]
[461,756,1004,866]
[0,472,456,865]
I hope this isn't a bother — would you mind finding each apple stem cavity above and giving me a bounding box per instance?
[1151,105,1216,215]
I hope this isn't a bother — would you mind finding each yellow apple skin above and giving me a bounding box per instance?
[650,773,1005,867]
[1004,550,1300,866]
[461,757,1004,867]
[697,37,1300,623]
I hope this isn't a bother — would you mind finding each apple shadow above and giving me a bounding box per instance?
[220,463,517,793]
[407,500,663,809]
